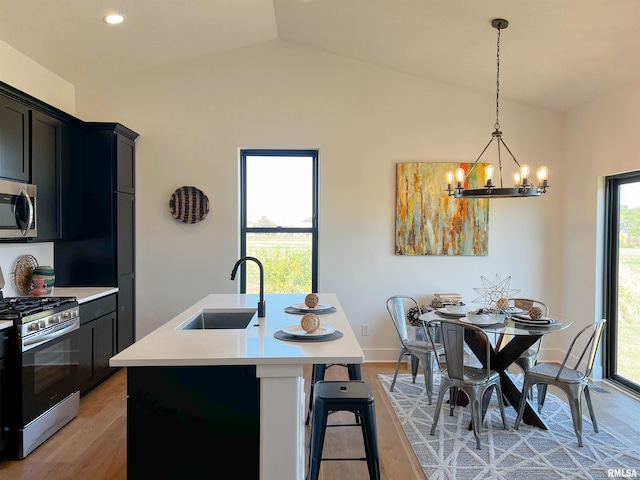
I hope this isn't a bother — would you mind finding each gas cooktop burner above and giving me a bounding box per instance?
[0,296,77,319]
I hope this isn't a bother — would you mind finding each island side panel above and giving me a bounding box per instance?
[127,366,260,479]
[257,364,305,480]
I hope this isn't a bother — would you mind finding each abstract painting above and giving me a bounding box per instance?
[395,162,489,256]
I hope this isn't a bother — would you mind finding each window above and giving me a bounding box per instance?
[239,149,318,294]
[604,172,640,394]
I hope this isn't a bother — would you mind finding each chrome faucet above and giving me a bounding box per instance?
[230,256,266,317]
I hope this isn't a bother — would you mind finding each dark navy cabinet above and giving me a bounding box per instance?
[0,94,29,182]
[56,123,138,354]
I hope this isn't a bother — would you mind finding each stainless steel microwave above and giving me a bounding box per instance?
[0,179,37,238]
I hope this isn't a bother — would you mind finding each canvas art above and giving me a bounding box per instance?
[395,162,489,256]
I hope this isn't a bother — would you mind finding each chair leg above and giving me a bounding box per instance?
[449,387,458,416]
[494,383,508,430]
[411,354,419,383]
[306,364,327,425]
[419,353,434,405]
[360,405,381,480]
[470,393,483,450]
[537,384,548,413]
[390,350,406,392]
[566,385,585,447]
[584,385,599,433]
[307,399,329,480]
[514,376,533,430]
[430,381,448,436]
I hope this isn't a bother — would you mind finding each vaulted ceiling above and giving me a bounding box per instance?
[2,0,640,111]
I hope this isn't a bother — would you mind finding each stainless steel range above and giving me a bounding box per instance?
[0,296,80,458]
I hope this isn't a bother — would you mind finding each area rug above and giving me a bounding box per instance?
[378,373,640,480]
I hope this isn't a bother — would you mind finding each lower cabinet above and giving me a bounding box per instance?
[0,329,8,455]
[79,295,117,396]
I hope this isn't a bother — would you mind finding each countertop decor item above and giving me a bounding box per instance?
[30,278,47,296]
[32,265,55,294]
[445,19,549,199]
[13,254,38,295]
[169,186,210,224]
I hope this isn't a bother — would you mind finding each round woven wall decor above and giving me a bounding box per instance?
[169,186,210,224]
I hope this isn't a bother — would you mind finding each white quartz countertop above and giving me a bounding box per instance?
[110,293,364,367]
[0,320,12,331]
[49,287,118,304]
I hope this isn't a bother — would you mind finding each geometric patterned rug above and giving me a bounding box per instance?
[378,374,640,480]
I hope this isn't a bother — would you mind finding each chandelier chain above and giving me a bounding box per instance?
[495,25,501,131]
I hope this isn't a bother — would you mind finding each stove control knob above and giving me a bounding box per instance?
[29,323,39,331]
[50,315,60,324]
[62,311,71,319]
[38,320,46,329]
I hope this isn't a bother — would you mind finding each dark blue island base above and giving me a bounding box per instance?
[127,365,260,479]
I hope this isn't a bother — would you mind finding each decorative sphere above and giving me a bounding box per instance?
[305,293,319,308]
[301,313,320,333]
[496,298,510,310]
[528,306,543,320]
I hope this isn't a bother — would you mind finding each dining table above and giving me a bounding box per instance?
[417,309,572,429]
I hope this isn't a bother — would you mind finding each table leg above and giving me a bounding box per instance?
[464,329,549,430]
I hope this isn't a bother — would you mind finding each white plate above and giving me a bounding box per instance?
[463,315,497,326]
[437,307,465,317]
[291,303,333,312]
[282,324,336,337]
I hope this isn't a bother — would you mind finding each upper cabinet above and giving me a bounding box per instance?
[30,110,86,242]
[0,94,29,182]
[30,110,61,241]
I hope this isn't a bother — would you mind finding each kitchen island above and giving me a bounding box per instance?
[109,293,364,480]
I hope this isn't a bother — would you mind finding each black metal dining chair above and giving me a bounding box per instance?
[386,295,444,404]
[514,318,606,447]
[426,318,508,450]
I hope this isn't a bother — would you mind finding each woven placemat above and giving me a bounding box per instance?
[284,306,337,315]
[274,330,343,342]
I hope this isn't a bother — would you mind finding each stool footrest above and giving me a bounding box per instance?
[321,457,368,462]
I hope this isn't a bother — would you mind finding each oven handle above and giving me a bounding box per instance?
[22,318,79,352]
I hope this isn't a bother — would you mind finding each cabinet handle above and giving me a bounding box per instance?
[19,188,34,237]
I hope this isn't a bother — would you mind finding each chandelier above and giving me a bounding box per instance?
[446,19,549,199]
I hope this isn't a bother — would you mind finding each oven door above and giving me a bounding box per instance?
[20,322,79,425]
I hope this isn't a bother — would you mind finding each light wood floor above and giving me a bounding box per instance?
[0,363,638,479]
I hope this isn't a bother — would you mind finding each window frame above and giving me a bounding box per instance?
[604,170,640,393]
[239,149,319,293]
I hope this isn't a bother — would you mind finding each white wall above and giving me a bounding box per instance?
[0,39,75,114]
[74,40,564,359]
[561,82,640,377]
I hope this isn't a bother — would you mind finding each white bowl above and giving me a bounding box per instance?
[445,304,467,314]
[465,312,494,325]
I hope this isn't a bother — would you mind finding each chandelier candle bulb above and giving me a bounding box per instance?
[513,172,521,187]
[485,164,494,187]
[537,165,549,189]
[446,170,454,190]
[455,167,465,188]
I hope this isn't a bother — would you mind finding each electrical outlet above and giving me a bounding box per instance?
[361,324,370,336]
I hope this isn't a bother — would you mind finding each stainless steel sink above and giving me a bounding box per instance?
[179,308,257,330]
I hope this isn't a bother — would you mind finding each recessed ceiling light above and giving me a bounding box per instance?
[103,13,126,25]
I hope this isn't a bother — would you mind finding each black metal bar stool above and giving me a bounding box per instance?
[306,380,380,480]
[306,363,362,424]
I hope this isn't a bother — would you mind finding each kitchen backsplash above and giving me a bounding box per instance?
[0,243,54,297]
